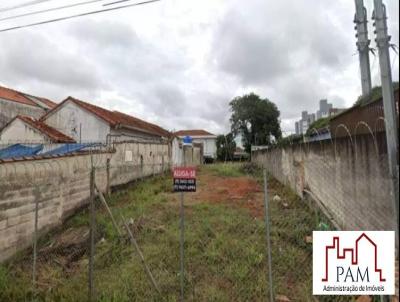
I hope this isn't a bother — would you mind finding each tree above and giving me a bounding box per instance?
[216,133,236,161]
[229,93,281,153]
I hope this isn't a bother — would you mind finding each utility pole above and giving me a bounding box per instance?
[354,0,372,96]
[372,0,399,244]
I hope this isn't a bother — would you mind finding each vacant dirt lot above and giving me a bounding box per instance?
[1,163,342,302]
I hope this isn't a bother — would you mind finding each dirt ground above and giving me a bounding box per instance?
[1,164,318,301]
[176,167,291,220]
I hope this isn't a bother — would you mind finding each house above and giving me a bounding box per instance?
[0,85,56,128]
[0,115,75,144]
[41,97,170,143]
[174,130,217,162]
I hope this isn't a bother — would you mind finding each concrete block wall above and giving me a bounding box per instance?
[0,141,171,262]
[110,142,170,186]
[252,133,395,231]
[0,154,110,262]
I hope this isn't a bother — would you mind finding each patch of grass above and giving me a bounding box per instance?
[305,116,330,136]
[206,163,245,178]
[0,169,345,301]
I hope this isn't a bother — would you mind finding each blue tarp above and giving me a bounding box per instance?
[0,144,43,159]
[43,143,100,156]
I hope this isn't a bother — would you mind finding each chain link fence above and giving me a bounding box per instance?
[0,141,172,301]
[252,117,399,302]
[0,136,398,301]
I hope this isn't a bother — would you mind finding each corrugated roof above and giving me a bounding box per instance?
[174,130,216,137]
[15,115,76,143]
[43,96,170,138]
[330,88,399,138]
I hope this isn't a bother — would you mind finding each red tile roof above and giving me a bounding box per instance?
[113,111,170,138]
[70,97,119,126]
[42,97,170,138]
[0,85,57,109]
[0,85,38,107]
[38,98,57,109]
[174,130,216,137]
[16,115,75,143]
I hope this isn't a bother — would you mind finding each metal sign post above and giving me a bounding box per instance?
[179,190,185,302]
[174,166,196,302]
[263,169,274,301]
[174,140,196,301]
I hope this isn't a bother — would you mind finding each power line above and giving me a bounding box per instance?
[104,0,134,6]
[0,0,107,22]
[0,0,55,13]
[0,0,161,33]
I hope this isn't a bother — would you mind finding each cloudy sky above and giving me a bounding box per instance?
[0,0,399,135]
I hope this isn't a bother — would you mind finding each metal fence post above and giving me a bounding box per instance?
[32,188,40,296]
[263,169,274,301]
[180,146,186,302]
[180,191,185,302]
[88,165,96,302]
[96,185,121,237]
[106,158,111,197]
[121,214,161,294]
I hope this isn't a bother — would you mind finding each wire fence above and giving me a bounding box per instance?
[253,119,397,233]
[252,116,399,301]
[0,140,173,300]
[0,130,398,301]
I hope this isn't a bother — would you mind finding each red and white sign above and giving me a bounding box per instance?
[173,167,196,179]
[313,231,395,295]
[173,167,197,192]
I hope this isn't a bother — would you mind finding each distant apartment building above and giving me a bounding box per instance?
[295,111,316,135]
[316,99,333,120]
[295,99,340,135]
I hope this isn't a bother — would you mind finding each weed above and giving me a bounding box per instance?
[0,167,346,301]
[206,163,244,178]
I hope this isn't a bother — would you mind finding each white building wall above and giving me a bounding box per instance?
[0,99,45,129]
[172,137,183,166]
[109,129,162,143]
[192,137,216,158]
[171,137,205,166]
[44,101,110,143]
[0,119,51,144]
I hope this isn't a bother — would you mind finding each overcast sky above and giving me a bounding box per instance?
[0,0,399,135]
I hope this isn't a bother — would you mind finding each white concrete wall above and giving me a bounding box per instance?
[172,138,183,166]
[171,137,203,166]
[109,129,163,143]
[0,99,45,129]
[252,134,395,232]
[0,154,111,262]
[110,142,170,185]
[0,141,171,262]
[192,137,216,158]
[44,101,110,143]
[0,119,51,144]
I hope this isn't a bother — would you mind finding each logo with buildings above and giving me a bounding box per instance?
[313,231,395,295]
